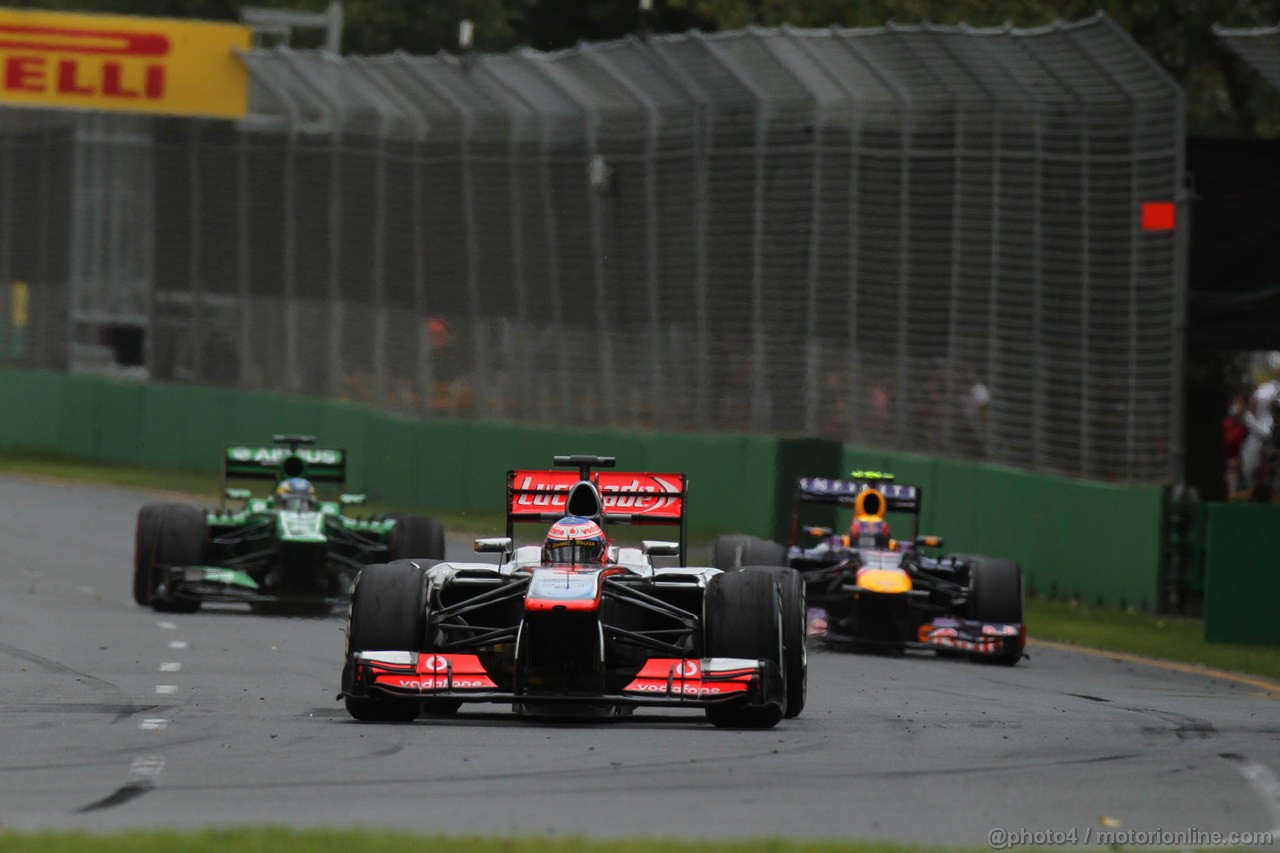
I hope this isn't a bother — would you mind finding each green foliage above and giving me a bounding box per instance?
[663,0,1280,137]
[0,450,509,534]
[3,1,1279,131]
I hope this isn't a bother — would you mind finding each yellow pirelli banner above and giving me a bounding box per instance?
[0,7,250,119]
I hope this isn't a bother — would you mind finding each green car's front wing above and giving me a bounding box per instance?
[152,505,397,610]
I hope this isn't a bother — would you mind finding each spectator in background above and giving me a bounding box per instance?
[1241,369,1278,491]
[961,371,991,459]
[1253,396,1280,504]
[1223,393,1247,498]
[1255,363,1280,413]
[866,382,893,439]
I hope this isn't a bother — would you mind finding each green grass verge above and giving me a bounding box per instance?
[0,451,714,542]
[0,830,954,852]
[0,450,219,496]
[0,450,508,535]
[1027,597,1280,683]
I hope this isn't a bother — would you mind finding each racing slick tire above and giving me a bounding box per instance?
[133,503,206,613]
[965,556,1024,666]
[703,570,786,729]
[710,535,787,571]
[386,514,446,562]
[344,562,440,722]
[381,558,457,716]
[740,567,807,718]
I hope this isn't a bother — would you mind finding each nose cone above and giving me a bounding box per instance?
[855,567,912,594]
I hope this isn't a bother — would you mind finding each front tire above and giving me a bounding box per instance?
[344,562,429,722]
[133,503,205,612]
[739,567,807,718]
[703,570,785,729]
[966,556,1024,666]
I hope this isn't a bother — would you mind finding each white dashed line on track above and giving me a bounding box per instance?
[168,640,188,649]
[139,719,168,731]
[1229,756,1280,834]
[156,621,176,630]
[158,662,181,672]
[155,685,178,695]
[129,756,166,782]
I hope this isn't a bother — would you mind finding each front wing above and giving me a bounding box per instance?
[157,566,347,607]
[342,651,784,709]
[911,617,1025,659]
[808,608,1024,660]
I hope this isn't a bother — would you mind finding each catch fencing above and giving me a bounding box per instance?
[0,13,1184,483]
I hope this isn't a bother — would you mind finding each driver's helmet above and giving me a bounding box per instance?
[542,516,607,565]
[849,518,891,549]
[275,477,317,510]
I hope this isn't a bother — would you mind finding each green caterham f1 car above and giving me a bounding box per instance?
[132,435,445,613]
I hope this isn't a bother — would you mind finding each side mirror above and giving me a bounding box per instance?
[914,535,944,549]
[340,493,367,506]
[642,540,680,558]
[474,537,513,554]
[225,488,252,501]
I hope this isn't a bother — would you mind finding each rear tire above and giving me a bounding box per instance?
[133,504,206,612]
[344,562,429,722]
[709,534,787,570]
[387,514,446,562]
[740,567,807,718]
[703,571,785,729]
[966,556,1024,666]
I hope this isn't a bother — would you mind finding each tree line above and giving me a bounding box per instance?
[6,0,1279,135]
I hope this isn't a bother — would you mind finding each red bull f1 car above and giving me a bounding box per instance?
[710,472,1024,665]
[340,455,807,728]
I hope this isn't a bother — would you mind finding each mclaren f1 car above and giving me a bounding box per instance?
[709,472,1024,665]
[340,455,807,728]
[132,435,445,612]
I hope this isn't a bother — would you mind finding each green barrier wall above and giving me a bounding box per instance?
[772,438,843,543]
[0,371,778,537]
[2,370,1165,608]
[1203,503,1280,645]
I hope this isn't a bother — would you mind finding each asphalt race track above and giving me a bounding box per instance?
[2,474,1278,843]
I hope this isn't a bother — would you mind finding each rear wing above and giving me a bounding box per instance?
[795,477,921,513]
[791,477,922,546]
[222,437,347,506]
[507,466,688,562]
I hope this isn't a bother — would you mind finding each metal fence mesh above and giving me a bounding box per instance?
[0,14,1184,483]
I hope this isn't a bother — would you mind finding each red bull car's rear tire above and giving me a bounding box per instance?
[710,534,787,570]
